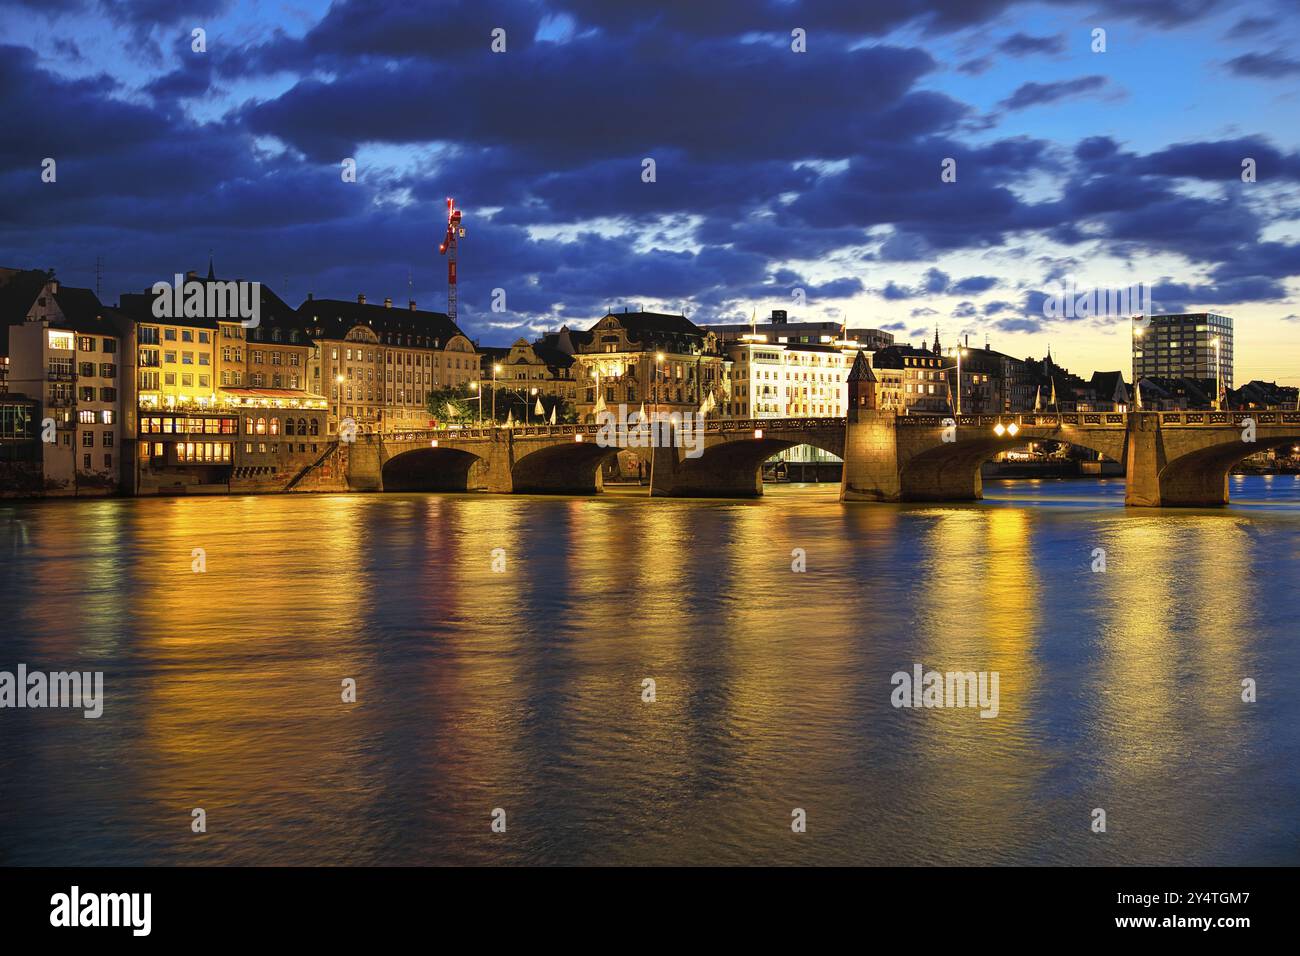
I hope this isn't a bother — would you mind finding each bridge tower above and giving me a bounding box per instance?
[846,349,878,418]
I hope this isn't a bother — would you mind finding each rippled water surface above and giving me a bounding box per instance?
[2,477,1298,865]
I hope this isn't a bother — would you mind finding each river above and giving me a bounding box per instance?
[1,476,1298,865]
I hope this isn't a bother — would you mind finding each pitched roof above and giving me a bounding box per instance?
[847,350,876,383]
[299,297,468,348]
[1089,370,1128,398]
[869,344,940,368]
[532,336,577,368]
[118,273,303,336]
[600,310,703,336]
[33,284,125,337]
[0,267,53,355]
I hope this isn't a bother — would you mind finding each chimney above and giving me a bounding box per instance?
[49,279,59,295]
[185,270,197,280]
[770,309,788,324]
[384,297,392,308]
[306,292,313,301]
[357,293,366,305]
[408,300,417,311]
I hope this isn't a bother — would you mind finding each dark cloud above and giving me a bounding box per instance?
[997,32,1065,56]
[999,75,1107,111]
[957,56,993,75]
[1225,50,1300,79]
[1226,16,1276,39]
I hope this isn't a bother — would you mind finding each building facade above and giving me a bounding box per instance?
[301,295,478,433]
[573,311,728,419]
[1133,313,1234,396]
[723,338,858,418]
[8,280,123,493]
[869,344,950,414]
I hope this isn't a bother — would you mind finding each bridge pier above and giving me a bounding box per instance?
[1124,413,1164,507]
[840,410,902,501]
[347,438,384,492]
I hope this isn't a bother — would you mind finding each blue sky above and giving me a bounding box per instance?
[1,0,1298,383]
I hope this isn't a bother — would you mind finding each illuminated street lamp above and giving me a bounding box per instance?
[492,363,502,423]
[509,385,539,424]
[952,346,968,416]
[1131,316,1145,411]
[648,351,666,498]
[1210,336,1222,411]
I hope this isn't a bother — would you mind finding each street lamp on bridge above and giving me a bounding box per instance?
[1131,316,1145,411]
[492,363,502,423]
[1211,336,1222,411]
[469,381,482,425]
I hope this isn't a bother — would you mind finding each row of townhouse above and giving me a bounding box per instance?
[0,265,479,495]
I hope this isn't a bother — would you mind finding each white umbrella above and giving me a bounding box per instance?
[534,397,545,417]
[549,405,557,425]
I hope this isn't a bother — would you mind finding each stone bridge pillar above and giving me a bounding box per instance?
[347,438,383,491]
[482,435,515,494]
[1124,413,1164,507]
[840,410,901,501]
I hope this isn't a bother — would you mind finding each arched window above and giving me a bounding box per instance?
[256,417,267,435]
[245,416,254,434]
[309,418,319,436]
[297,418,307,435]
[269,417,280,435]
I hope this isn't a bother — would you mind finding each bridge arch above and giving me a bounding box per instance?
[667,433,845,497]
[509,440,649,494]
[1157,433,1300,506]
[382,445,486,492]
[898,431,1124,501]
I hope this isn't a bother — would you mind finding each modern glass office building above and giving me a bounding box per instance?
[1132,312,1234,391]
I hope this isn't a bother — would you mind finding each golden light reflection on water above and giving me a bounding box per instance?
[0,484,1295,865]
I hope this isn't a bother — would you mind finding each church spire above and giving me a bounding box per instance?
[206,251,215,280]
[932,324,941,354]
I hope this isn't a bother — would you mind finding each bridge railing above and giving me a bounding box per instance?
[1158,411,1300,426]
[896,413,1126,428]
[894,411,1300,429]
[370,411,1299,442]
[374,416,850,441]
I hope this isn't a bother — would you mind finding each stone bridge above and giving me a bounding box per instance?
[346,417,845,497]
[342,409,1300,507]
[842,409,1300,506]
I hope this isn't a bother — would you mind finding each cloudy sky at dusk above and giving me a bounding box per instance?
[2,0,1298,384]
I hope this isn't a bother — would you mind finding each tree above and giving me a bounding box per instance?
[425,384,479,424]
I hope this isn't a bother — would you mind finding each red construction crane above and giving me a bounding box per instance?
[438,197,464,323]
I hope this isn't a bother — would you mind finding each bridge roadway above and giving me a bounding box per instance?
[336,410,1300,507]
